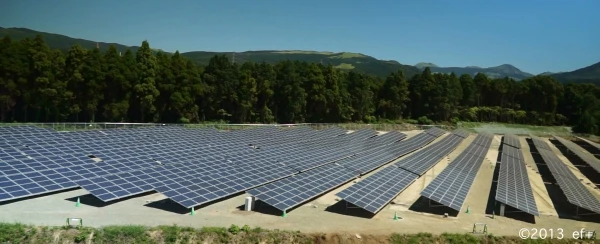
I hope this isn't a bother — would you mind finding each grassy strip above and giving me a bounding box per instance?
[458,122,572,136]
[0,223,591,244]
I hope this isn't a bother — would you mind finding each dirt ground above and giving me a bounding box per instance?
[2,132,600,238]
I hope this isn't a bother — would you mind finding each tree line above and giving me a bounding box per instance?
[0,35,599,135]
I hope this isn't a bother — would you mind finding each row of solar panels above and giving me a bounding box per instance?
[0,126,351,175]
[248,129,451,212]
[0,127,386,203]
[419,132,494,211]
[575,136,600,151]
[552,136,600,173]
[530,136,600,214]
[0,126,352,196]
[335,129,470,213]
[77,129,407,208]
[495,134,539,216]
[0,126,329,156]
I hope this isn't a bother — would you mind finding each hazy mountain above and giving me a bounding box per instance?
[414,62,438,69]
[551,62,600,85]
[415,63,535,80]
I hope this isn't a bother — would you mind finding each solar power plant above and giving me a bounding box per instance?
[247,163,358,211]
[552,136,600,173]
[495,143,539,216]
[532,141,600,214]
[503,134,521,149]
[336,167,418,214]
[1,125,393,207]
[249,130,443,212]
[396,133,465,176]
[530,135,553,151]
[419,133,492,211]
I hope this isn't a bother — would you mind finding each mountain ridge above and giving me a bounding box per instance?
[1,27,598,84]
[413,63,535,80]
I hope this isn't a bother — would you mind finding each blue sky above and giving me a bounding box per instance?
[1,0,598,74]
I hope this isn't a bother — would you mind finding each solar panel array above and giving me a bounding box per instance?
[396,130,466,176]
[420,132,493,211]
[503,134,521,149]
[552,136,600,173]
[247,163,358,211]
[495,136,539,216]
[80,128,386,207]
[336,167,418,213]
[575,136,600,151]
[334,129,469,214]
[247,128,445,212]
[424,127,446,137]
[453,129,470,138]
[530,135,553,151]
[531,139,600,214]
[0,125,399,208]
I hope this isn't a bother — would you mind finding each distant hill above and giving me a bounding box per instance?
[538,72,555,75]
[180,50,421,78]
[0,27,421,78]
[414,62,438,69]
[0,27,139,53]
[550,62,600,85]
[2,27,598,83]
[415,63,535,80]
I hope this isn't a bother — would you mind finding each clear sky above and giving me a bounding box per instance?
[1,0,598,74]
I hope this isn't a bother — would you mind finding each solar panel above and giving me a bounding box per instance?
[420,150,485,211]
[496,155,539,216]
[155,160,300,208]
[337,167,418,213]
[0,169,78,201]
[503,134,521,149]
[530,136,552,151]
[501,144,524,162]
[340,131,441,175]
[424,127,446,137]
[463,142,489,158]
[471,133,494,148]
[247,163,358,211]
[575,136,600,151]
[553,136,600,173]
[451,129,470,138]
[531,141,600,214]
[396,135,464,176]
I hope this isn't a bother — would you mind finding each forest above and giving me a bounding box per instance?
[0,35,599,135]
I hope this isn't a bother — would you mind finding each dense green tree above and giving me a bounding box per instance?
[0,35,599,135]
[377,70,409,120]
[134,40,160,122]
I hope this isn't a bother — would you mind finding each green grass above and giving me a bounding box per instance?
[458,122,572,136]
[272,50,335,55]
[0,122,578,136]
[0,223,586,244]
[328,52,367,59]
[334,63,355,69]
